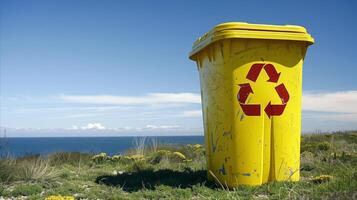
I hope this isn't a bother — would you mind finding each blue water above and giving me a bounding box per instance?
[0,136,204,157]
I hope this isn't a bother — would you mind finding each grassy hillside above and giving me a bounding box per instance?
[0,131,356,200]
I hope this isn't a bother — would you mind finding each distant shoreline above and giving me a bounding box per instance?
[0,135,205,157]
[1,135,204,138]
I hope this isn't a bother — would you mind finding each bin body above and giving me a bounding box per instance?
[189,22,313,187]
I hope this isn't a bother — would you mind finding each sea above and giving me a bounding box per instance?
[0,136,204,157]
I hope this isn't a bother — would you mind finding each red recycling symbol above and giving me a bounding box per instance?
[237,63,290,118]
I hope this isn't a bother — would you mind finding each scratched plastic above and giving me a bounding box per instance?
[189,22,314,187]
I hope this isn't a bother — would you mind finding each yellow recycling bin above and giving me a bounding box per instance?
[189,22,314,187]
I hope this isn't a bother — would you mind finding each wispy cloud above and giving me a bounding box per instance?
[60,93,201,105]
[302,91,357,121]
[15,106,133,113]
[316,113,357,122]
[5,91,357,132]
[60,91,357,113]
[181,110,202,117]
[302,91,357,113]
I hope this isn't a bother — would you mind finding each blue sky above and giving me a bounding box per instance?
[1,0,357,136]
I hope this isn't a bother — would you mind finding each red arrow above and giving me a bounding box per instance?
[264,101,286,118]
[264,64,280,83]
[275,84,290,104]
[237,83,253,103]
[240,103,260,116]
[246,63,264,82]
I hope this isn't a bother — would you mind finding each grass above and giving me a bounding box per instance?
[0,131,356,199]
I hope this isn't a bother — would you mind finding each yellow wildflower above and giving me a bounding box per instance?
[311,175,333,184]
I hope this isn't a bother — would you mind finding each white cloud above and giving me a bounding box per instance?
[302,91,357,121]
[60,93,201,105]
[81,123,106,130]
[181,110,202,117]
[303,91,357,113]
[317,113,357,122]
[304,112,357,122]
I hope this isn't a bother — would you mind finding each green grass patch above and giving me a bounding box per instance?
[0,131,356,199]
[11,183,43,196]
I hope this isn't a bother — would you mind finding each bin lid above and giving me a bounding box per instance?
[189,22,314,60]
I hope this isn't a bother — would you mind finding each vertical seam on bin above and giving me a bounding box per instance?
[269,117,275,181]
[260,113,265,184]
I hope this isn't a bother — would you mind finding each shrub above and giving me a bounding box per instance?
[301,142,332,153]
[301,143,316,153]
[126,154,145,161]
[91,153,108,163]
[126,160,153,172]
[317,142,331,151]
[193,144,202,149]
[147,150,186,163]
[16,157,58,182]
[170,152,186,162]
[181,144,205,160]
[110,155,122,162]
[147,150,171,164]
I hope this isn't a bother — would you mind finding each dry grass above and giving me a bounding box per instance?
[132,137,147,156]
[0,159,17,182]
[16,157,59,182]
[150,137,159,153]
[0,156,59,183]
